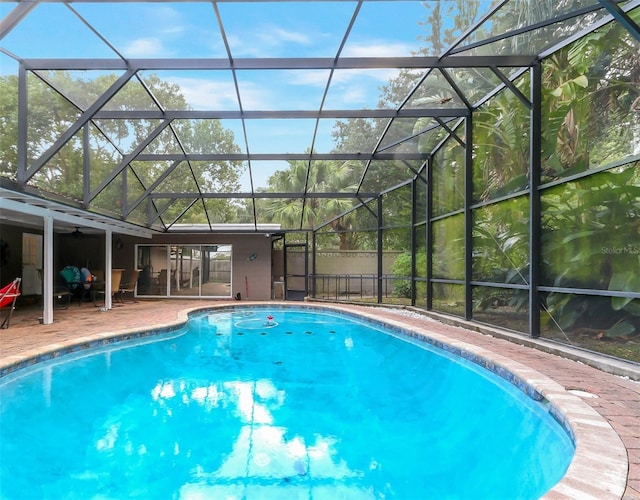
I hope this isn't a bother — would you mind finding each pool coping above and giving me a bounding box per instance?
[0,301,628,499]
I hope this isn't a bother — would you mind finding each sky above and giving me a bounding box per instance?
[0,1,486,190]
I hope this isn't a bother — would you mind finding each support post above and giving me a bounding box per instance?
[529,63,542,337]
[377,195,383,304]
[410,178,417,306]
[17,64,27,184]
[42,217,54,325]
[304,232,309,298]
[311,230,316,298]
[464,114,473,320]
[83,123,90,207]
[105,230,113,310]
[426,157,433,310]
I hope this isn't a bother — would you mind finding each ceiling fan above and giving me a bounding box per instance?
[65,227,99,239]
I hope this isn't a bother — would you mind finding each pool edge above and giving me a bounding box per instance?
[0,301,628,499]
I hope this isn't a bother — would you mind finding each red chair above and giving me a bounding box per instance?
[0,277,21,329]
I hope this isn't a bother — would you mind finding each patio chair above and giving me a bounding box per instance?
[155,268,168,294]
[0,277,21,329]
[89,270,105,306]
[95,269,125,306]
[119,269,140,303]
[54,283,72,309]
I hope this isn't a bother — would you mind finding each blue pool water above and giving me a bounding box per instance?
[0,306,574,499]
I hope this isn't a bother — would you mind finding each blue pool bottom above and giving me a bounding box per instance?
[0,306,574,499]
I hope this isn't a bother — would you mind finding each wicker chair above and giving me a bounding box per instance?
[95,269,124,306]
[119,269,140,303]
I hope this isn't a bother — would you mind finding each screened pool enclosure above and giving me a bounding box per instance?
[0,0,639,362]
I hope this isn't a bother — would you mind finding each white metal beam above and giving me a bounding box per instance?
[0,189,154,239]
[42,216,54,325]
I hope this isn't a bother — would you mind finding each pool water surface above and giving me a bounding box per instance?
[0,306,574,498]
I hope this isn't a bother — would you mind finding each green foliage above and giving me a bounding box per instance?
[0,75,18,176]
[390,251,426,299]
[258,158,359,246]
[472,74,530,202]
[433,214,465,281]
[0,71,243,226]
[473,196,529,285]
[541,23,640,179]
[432,137,465,216]
[542,163,640,340]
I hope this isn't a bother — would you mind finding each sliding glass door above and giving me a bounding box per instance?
[136,244,232,298]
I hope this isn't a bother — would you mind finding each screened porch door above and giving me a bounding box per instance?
[284,243,307,301]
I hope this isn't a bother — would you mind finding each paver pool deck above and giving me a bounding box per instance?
[1,299,638,498]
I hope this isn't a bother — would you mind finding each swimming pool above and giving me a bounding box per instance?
[0,305,575,498]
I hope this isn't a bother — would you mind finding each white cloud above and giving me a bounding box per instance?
[228,25,313,57]
[332,68,400,84]
[323,68,400,107]
[340,86,369,104]
[235,81,274,110]
[162,25,186,36]
[167,77,239,110]
[125,6,202,55]
[343,41,414,58]
[288,70,331,87]
[227,39,265,58]
[268,27,311,45]
[124,38,169,58]
[165,76,283,112]
[254,25,313,50]
[151,6,185,27]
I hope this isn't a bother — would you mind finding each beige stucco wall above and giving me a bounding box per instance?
[271,249,402,295]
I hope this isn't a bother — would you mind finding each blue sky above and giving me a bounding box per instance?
[0,1,473,190]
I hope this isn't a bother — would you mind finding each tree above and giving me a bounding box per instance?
[259,157,360,248]
[0,71,244,226]
[541,13,640,177]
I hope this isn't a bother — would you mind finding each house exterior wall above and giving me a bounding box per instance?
[0,224,275,301]
[0,223,25,286]
[144,233,273,300]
